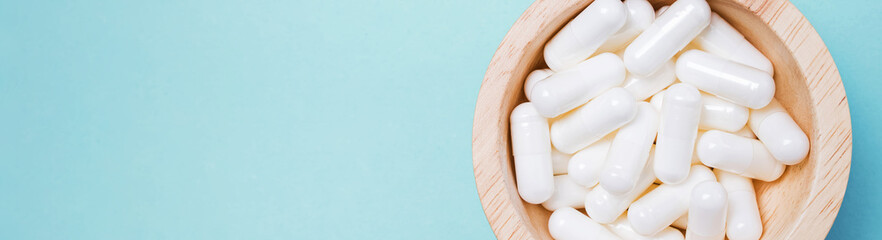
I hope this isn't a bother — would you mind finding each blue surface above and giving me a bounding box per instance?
[0,0,877,239]
[792,1,882,239]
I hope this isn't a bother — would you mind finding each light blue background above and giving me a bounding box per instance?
[0,0,877,239]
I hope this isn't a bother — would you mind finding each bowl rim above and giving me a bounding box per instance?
[472,0,852,239]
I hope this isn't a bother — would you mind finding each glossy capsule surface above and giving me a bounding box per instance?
[551,87,637,154]
[624,0,711,76]
[601,103,659,195]
[598,0,655,53]
[622,60,676,101]
[585,147,657,224]
[608,214,685,240]
[685,181,728,240]
[715,169,763,240]
[694,13,773,75]
[654,83,701,184]
[568,135,614,188]
[524,69,554,102]
[696,130,785,182]
[532,53,626,118]
[541,175,591,211]
[510,103,554,204]
[748,98,810,165]
[676,50,775,109]
[650,91,749,132]
[628,165,716,236]
[549,207,623,240]
[544,0,627,71]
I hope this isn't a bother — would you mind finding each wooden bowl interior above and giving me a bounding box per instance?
[496,0,817,238]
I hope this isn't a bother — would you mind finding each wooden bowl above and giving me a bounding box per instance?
[472,0,852,239]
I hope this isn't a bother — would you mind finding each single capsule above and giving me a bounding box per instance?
[715,169,763,240]
[551,88,637,154]
[568,135,614,188]
[654,83,701,184]
[733,125,757,139]
[696,130,785,182]
[552,148,572,175]
[622,60,676,101]
[694,13,774,75]
[585,148,657,224]
[524,69,554,101]
[628,165,716,236]
[607,214,685,240]
[676,50,775,109]
[549,207,623,240]
[672,214,688,230]
[624,0,711,76]
[510,102,554,204]
[544,0,627,71]
[748,98,810,165]
[648,91,749,132]
[532,53,626,118]
[542,175,592,211]
[601,103,659,195]
[685,181,728,240]
[597,0,655,53]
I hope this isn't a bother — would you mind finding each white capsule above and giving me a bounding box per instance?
[585,148,657,224]
[624,0,710,76]
[714,169,763,240]
[696,130,785,182]
[608,214,685,240]
[676,50,775,109]
[733,125,757,139]
[694,13,774,75]
[542,175,592,211]
[648,91,749,132]
[510,103,554,204]
[552,148,573,175]
[524,69,554,101]
[629,165,716,235]
[623,60,676,101]
[748,99,810,165]
[598,0,655,53]
[698,92,749,132]
[685,181,727,240]
[544,0,627,71]
[532,53,626,118]
[654,143,699,185]
[568,135,614,188]
[549,207,624,240]
[654,83,701,184]
[601,103,659,195]
[551,88,637,154]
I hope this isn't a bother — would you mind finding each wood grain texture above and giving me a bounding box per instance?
[472,0,851,239]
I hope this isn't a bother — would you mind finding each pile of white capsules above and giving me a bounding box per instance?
[510,0,810,239]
